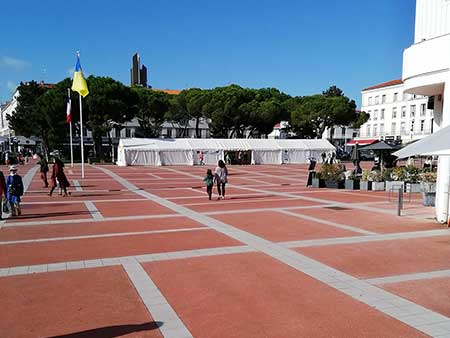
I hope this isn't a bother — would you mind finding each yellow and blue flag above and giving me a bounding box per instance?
[71,53,89,97]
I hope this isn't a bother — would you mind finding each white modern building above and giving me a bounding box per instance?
[358,79,437,144]
[402,0,450,224]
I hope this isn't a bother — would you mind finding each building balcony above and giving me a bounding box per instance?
[403,34,450,96]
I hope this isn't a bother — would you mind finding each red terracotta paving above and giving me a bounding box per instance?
[0,266,162,338]
[94,200,175,217]
[298,190,390,203]
[212,211,360,242]
[381,276,450,317]
[144,253,426,338]
[187,198,321,213]
[296,235,450,278]
[5,202,92,224]
[291,207,442,233]
[0,229,241,267]
[0,216,199,241]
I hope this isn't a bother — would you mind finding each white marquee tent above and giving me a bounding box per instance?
[117,138,335,166]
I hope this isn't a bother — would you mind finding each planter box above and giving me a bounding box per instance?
[421,182,436,193]
[324,180,344,189]
[371,181,385,191]
[422,192,436,207]
[385,181,405,192]
[360,181,372,191]
[406,183,421,193]
[345,179,360,190]
[311,178,325,188]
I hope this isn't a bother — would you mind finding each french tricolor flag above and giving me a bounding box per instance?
[66,96,72,123]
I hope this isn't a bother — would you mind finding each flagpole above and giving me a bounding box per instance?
[68,88,74,167]
[79,94,85,179]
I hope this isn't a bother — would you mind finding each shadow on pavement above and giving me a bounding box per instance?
[45,321,163,338]
[10,211,92,220]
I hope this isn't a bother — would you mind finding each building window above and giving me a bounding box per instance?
[392,107,397,118]
[391,122,397,135]
[420,103,426,116]
[380,109,385,119]
[410,120,415,133]
[341,127,346,136]
[394,93,398,102]
[431,118,434,133]
[420,120,425,132]
[400,122,406,134]
[381,95,386,103]
[373,124,378,136]
[401,106,406,118]
[374,110,378,120]
[125,128,131,138]
[410,105,416,117]
[375,96,379,105]
[368,110,372,119]
[380,123,385,135]
[368,97,372,105]
[367,125,371,137]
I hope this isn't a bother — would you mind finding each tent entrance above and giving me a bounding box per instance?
[225,150,251,165]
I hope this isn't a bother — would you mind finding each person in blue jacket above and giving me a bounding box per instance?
[6,165,24,216]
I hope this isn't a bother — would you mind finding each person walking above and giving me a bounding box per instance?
[49,158,71,197]
[203,169,214,200]
[0,171,6,220]
[214,160,228,200]
[199,151,205,166]
[6,166,24,216]
[38,156,49,188]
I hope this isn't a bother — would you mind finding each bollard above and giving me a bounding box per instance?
[397,187,403,216]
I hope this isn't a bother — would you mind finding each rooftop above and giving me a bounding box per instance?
[362,79,403,92]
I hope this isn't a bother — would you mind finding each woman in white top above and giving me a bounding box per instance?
[214,160,228,200]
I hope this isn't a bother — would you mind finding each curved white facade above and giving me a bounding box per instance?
[403,0,450,223]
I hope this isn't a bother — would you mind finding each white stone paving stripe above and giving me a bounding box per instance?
[22,198,146,205]
[0,245,253,277]
[122,260,194,338]
[280,228,450,248]
[278,209,377,235]
[2,213,184,228]
[98,165,450,338]
[84,201,104,220]
[73,180,83,191]
[0,227,210,245]
[365,269,450,285]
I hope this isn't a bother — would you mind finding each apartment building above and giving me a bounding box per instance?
[359,79,437,143]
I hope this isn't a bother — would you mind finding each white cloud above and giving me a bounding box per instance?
[0,56,31,70]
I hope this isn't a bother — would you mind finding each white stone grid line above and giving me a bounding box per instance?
[0,227,210,245]
[278,209,377,235]
[365,269,450,285]
[83,201,104,220]
[123,260,194,338]
[96,165,450,337]
[73,180,83,191]
[0,245,253,277]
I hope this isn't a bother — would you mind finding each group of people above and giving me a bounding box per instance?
[39,157,71,196]
[203,160,228,200]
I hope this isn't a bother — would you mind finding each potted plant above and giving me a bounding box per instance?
[319,163,345,189]
[419,170,437,206]
[311,172,325,188]
[369,170,385,191]
[385,166,406,192]
[360,170,372,191]
[344,170,360,190]
[405,165,421,193]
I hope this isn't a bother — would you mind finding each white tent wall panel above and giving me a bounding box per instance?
[251,150,282,164]
[117,138,335,166]
[160,150,194,166]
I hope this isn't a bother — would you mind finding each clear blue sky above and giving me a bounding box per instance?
[0,0,415,106]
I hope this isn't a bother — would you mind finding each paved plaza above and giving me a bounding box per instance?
[1,162,450,338]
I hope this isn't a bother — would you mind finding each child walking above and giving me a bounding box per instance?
[203,169,214,200]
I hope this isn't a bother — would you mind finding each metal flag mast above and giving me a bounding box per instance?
[67,88,74,167]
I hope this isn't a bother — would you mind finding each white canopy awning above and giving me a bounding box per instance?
[393,125,450,158]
